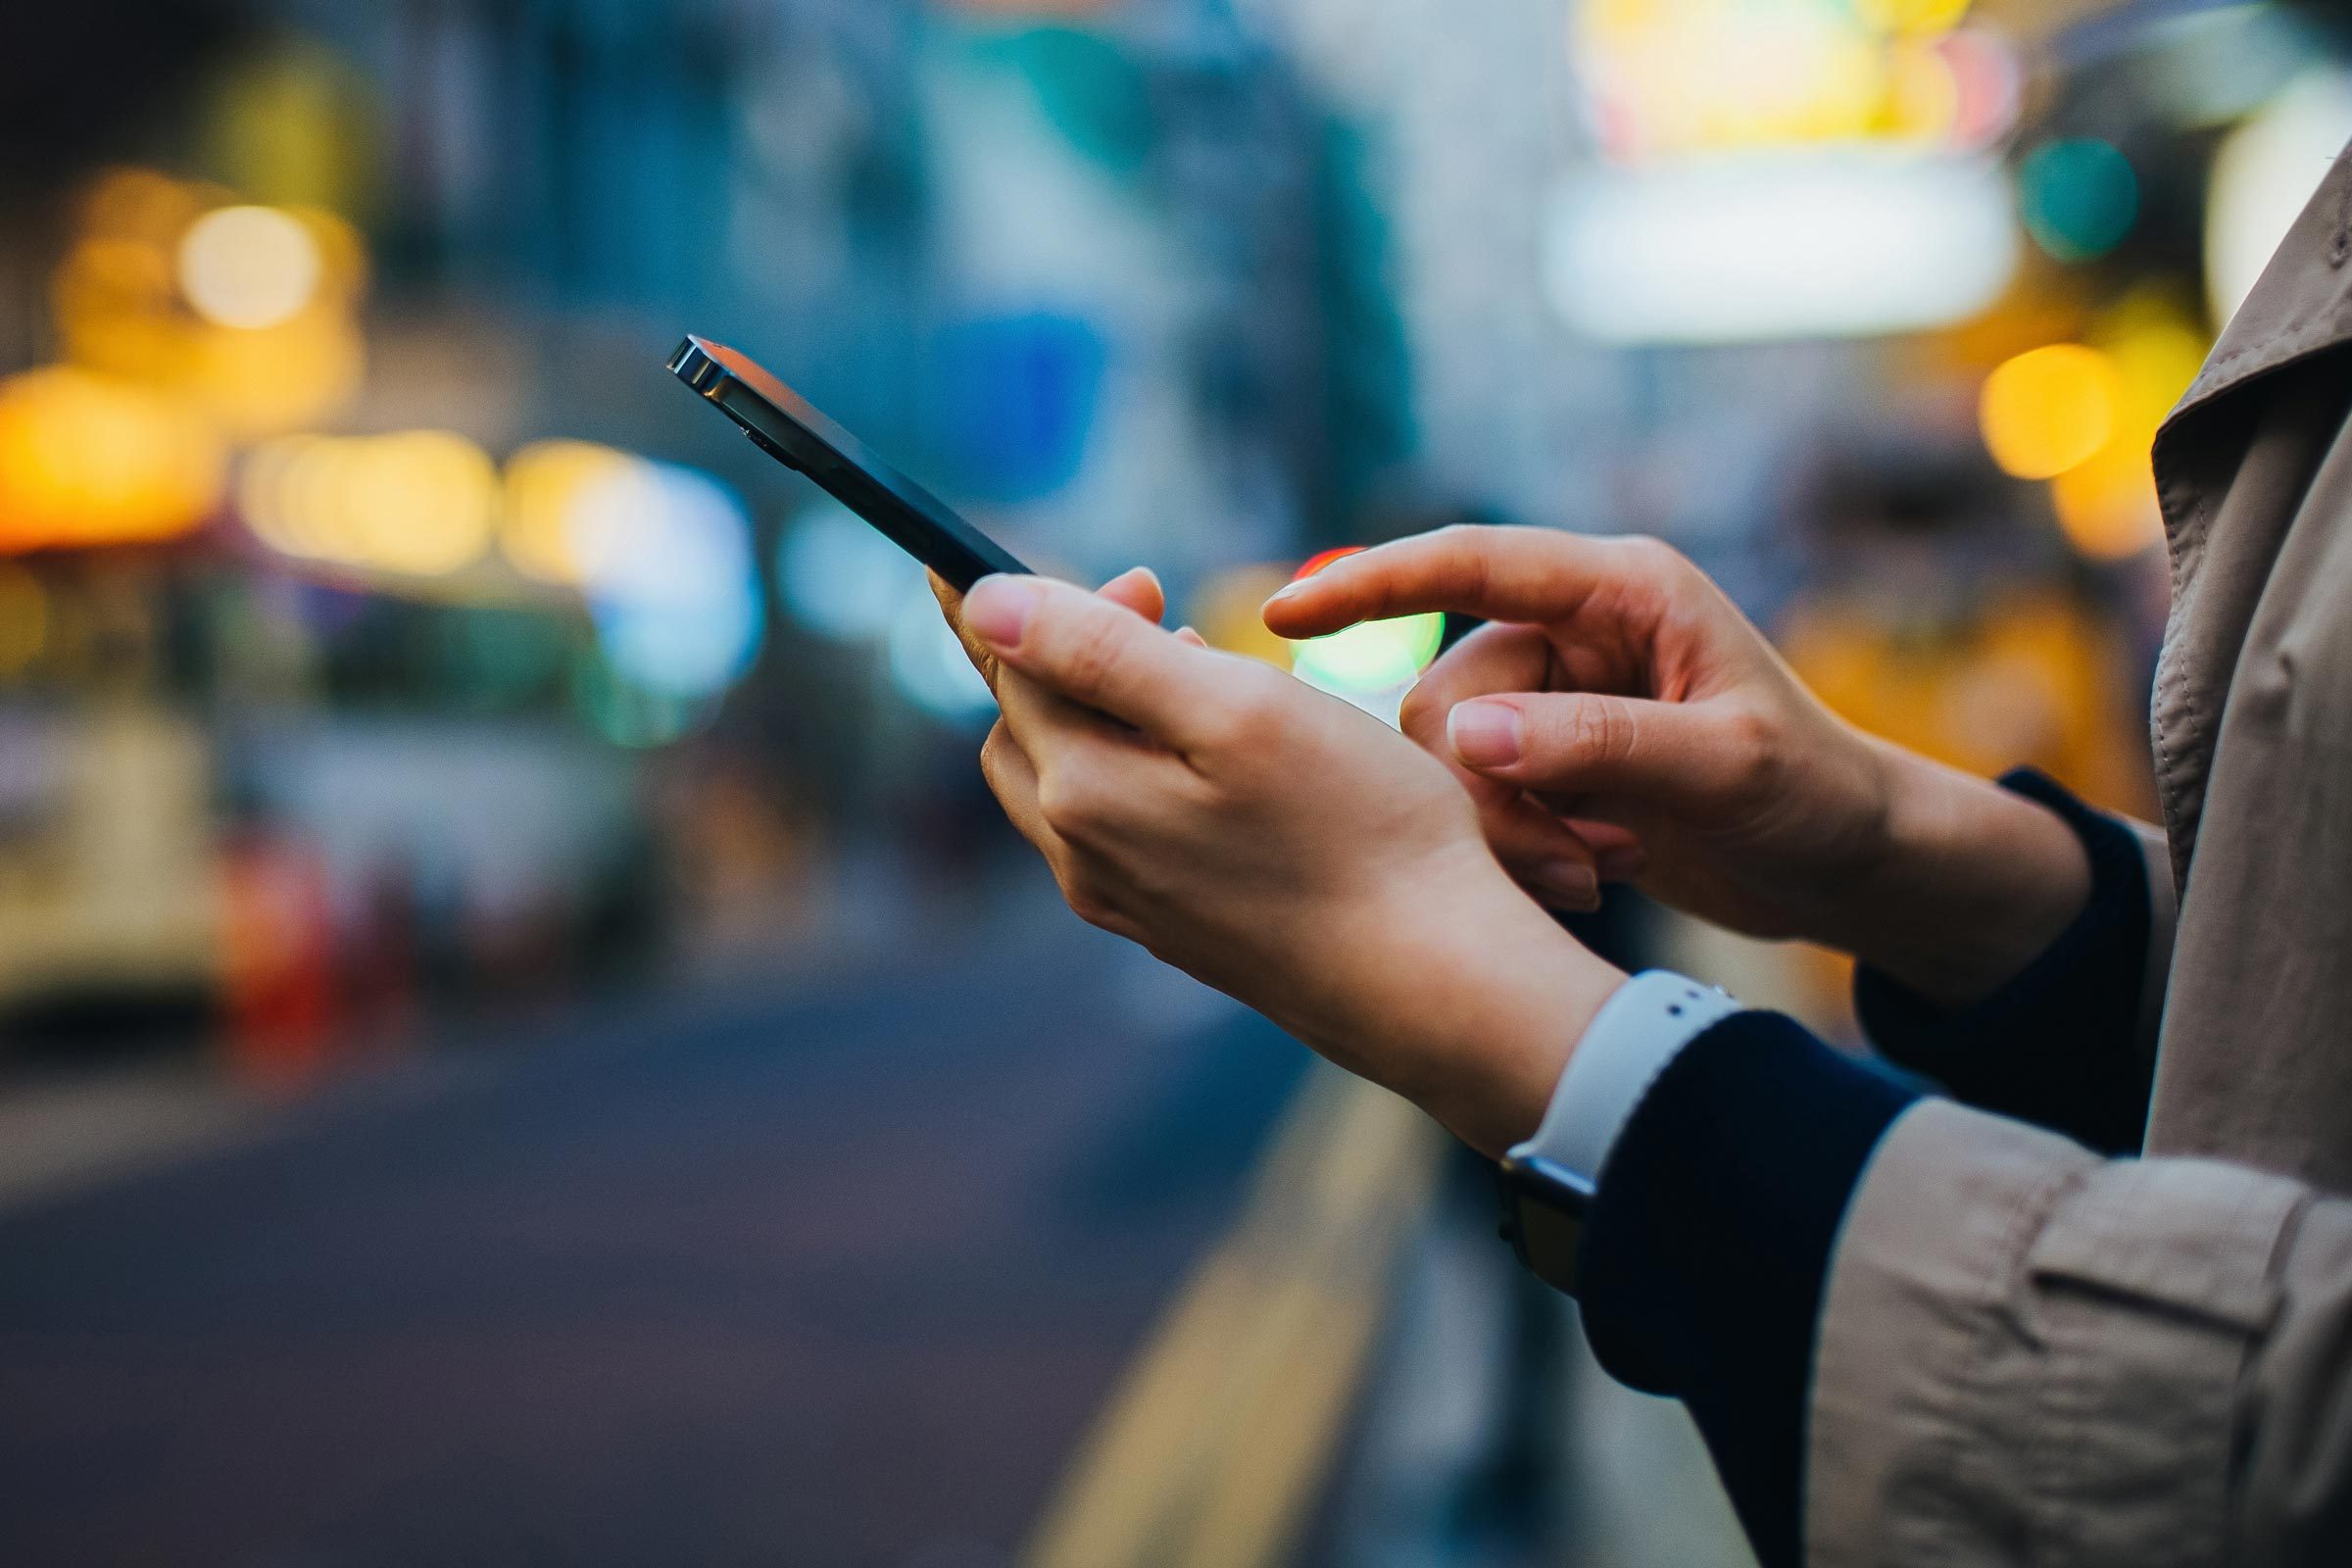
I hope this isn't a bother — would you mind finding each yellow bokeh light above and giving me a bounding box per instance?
[239,430,497,577]
[0,367,224,553]
[2050,442,2163,561]
[77,167,210,249]
[349,433,498,576]
[1852,0,1972,39]
[2039,301,2210,561]
[502,440,638,585]
[51,172,368,441]
[183,311,366,441]
[1189,564,1297,669]
[1979,344,2121,481]
[1883,39,1962,144]
[178,204,323,329]
[1572,0,1982,161]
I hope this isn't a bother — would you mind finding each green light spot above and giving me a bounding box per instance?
[1290,612,1446,695]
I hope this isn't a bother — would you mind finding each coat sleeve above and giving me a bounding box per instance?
[1808,1100,2352,1567]
[1854,770,2179,1153]
[1575,1011,2342,1568]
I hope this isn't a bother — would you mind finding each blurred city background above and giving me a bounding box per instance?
[0,1,2345,1564]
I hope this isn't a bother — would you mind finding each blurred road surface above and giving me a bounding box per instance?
[0,895,1310,1568]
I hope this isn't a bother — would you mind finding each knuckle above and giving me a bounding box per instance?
[1230,683,1291,749]
[1198,676,1279,752]
[1035,768,1105,842]
[978,726,1018,791]
[1559,698,1634,770]
[1059,875,1116,930]
[1718,703,1783,800]
[1619,534,1688,581]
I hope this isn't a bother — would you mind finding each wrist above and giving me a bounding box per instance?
[1833,744,2092,1005]
[1408,870,1627,1156]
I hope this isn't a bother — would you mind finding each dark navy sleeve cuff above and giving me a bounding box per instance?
[1576,1011,1919,1568]
[1854,767,2156,1153]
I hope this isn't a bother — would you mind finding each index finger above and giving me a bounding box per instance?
[1262,524,1646,638]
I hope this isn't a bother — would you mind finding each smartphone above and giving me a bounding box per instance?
[667,336,1032,593]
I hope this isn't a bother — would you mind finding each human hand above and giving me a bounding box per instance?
[1265,527,2089,1004]
[936,568,1625,1155]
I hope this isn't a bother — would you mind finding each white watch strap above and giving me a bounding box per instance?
[1507,969,1741,1186]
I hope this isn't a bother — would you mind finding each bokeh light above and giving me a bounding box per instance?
[0,367,225,551]
[501,439,638,585]
[1571,0,1984,164]
[2208,73,2352,328]
[2018,138,2139,264]
[1190,564,1297,668]
[239,430,497,576]
[1851,0,1972,38]
[777,497,921,643]
[50,171,367,440]
[571,650,719,750]
[178,205,324,329]
[1979,345,2120,481]
[569,461,765,701]
[889,585,998,722]
[1547,151,2019,344]
[1289,613,1446,698]
[2048,302,2209,560]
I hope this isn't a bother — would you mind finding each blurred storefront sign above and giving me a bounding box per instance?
[1545,149,2020,343]
[918,312,1107,504]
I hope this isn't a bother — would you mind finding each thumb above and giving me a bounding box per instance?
[1446,692,1759,812]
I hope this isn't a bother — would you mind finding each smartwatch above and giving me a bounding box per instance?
[1497,971,1740,1294]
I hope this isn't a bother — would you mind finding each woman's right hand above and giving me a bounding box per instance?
[1263,525,2091,1005]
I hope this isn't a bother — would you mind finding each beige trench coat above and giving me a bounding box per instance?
[1805,150,2352,1563]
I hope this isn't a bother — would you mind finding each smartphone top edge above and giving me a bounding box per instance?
[667,335,726,393]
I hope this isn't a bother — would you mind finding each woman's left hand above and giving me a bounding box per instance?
[932,569,1624,1156]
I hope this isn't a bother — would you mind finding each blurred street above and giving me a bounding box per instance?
[0,875,1311,1567]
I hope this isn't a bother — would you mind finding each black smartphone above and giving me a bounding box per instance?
[667,335,1032,592]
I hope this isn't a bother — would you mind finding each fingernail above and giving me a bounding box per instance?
[1266,579,1308,603]
[1528,859,1599,910]
[1448,701,1523,768]
[964,575,1046,650]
